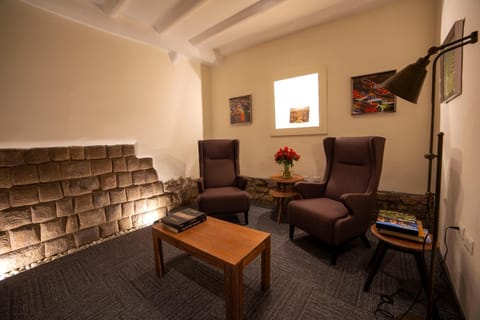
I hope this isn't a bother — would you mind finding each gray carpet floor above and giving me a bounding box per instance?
[0,205,463,319]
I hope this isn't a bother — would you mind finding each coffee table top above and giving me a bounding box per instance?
[152,216,270,267]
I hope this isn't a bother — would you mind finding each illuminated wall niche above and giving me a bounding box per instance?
[271,67,327,136]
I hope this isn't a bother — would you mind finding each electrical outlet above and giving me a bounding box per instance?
[464,232,475,256]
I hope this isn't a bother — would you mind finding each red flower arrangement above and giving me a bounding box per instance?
[274,146,300,173]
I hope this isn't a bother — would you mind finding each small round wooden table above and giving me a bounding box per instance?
[364,224,433,292]
[269,174,303,223]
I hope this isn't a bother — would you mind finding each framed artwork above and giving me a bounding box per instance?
[351,70,396,115]
[270,65,328,136]
[229,95,252,124]
[440,19,464,103]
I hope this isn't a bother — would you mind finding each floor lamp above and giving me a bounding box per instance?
[381,30,478,319]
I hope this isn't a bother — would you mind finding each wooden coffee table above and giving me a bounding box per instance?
[152,216,271,320]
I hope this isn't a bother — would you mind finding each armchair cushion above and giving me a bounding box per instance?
[198,186,250,214]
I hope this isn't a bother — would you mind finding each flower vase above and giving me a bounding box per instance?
[281,164,292,179]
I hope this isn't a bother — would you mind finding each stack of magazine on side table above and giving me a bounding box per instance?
[160,208,207,233]
[375,209,431,243]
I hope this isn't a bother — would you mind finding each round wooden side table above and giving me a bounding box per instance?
[269,174,303,223]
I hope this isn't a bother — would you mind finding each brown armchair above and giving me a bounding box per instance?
[197,139,250,224]
[287,136,386,265]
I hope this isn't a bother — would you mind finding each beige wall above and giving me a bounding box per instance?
[0,0,203,181]
[440,1,480,319]
[204,0,438,194]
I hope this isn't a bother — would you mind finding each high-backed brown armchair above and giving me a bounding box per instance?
[287,136,386,265]
[197,139,250,224]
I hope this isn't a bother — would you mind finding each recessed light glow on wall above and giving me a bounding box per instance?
[273,73,319,129]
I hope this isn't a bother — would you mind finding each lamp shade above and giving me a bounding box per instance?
[381,57,430,103]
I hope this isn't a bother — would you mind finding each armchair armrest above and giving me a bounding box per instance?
[236,176,248,190]
[340,193,375,219]
[295,181,327,199]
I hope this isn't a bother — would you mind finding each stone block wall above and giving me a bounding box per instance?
[0,145,171,276]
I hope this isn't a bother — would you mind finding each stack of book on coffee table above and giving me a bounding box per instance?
[375,209,431,243]
[161,208,207,233]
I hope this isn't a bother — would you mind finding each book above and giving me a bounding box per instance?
[378,225,432,244]
[378,209,416,223]
[375,217,420,236]
[161,208,207,230]
[162,216,206,233]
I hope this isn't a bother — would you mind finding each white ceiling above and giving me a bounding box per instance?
[21,0,391,64]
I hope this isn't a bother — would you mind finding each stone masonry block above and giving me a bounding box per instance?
[145,169,158,183]
[122,145,135,157]
[40,217,67,242]
[24,148,50,164]
[100,173,117,190]
[139,158,153,169]
[140,184,154,198]
[132,210,161,228]
[9,224,41,250]
[44,235,75,257]
[118,217,132,231]
[0,149,25,167]
[100,221,118,238]
[112,158,127,172]
[0,190,10,211]
[109,188,127,205]
[105,204,122,222]
[92,190,110,208]
[85,145,107,160]
[78,208,106,229]
[66,215,79,234]
[0,167,12,188]
[147,197,159,211]
[0,215,12,239]
[69,177,100,196]
[69,146,85,160]
[135,199,148,214]
[74,226,100,247]
[158,194,170,208]
[32,202,56,223]
[49,147,70,161]
[126,157,140,171]
[107,145,123,158]
[38,182,63,202]
[56,198,74,217]
[92,159,112,176]
[11,165,39,186]
[152,182,164,196]
[122,202,134,217]
[126,185,141,201]
[74,194,94,213]
[38,162,62,183]
[0,244,44,275]
[61,161,91,179]
[132,170,146,186]
[0,231,10,254]
[117,172,132,188]
[9,185,39,207]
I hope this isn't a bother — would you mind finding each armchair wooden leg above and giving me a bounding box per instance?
[244,211,249,225]
[360,234,370,248]
[289,224,295,239]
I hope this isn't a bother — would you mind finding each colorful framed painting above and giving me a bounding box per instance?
[351,70,396,115]
[440,19,464,103]
[229,95,252,124]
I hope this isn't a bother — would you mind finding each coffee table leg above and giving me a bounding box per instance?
[224,264,243,320]
[261,238,271,291]
[152,232,165,278]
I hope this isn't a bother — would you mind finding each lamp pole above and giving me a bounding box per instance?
[381,30,478,320]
